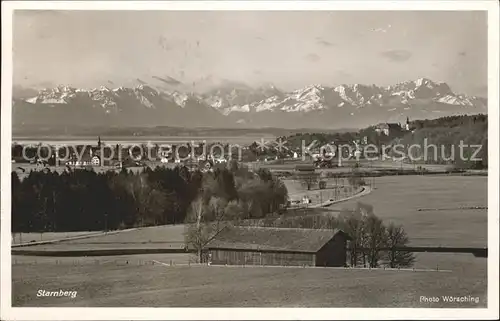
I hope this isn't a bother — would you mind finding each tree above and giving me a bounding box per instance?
[127,173,167,227]
[228,159,239,173]
[11,172,23,232]
[298,172,319,191]
[338,207,365,267]
[337,202,415,268]
[207,196,228,231]
[184,196,241,263]
[224,200,245,222]
[478,136,488,168]
[362,214,386,268]
[185,197,208,262]
[267,175,288,214]
[383,223,416,268]
[348,167,365,188]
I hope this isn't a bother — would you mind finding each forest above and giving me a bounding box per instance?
[279,114,488,168]
[11,163,288,233]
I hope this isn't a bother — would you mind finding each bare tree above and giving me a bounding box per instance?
[185,196,240,263]
[185,197,209,262]
[383,223,416,268]
[338,202,409,268]
[338,208,364,267]
[208,196,227,231]
[363,214,387,268]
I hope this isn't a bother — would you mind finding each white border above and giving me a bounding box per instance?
[1,1,499,320]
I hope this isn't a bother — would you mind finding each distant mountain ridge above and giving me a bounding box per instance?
[13,78,487,129]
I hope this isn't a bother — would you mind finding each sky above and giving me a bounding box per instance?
[13,10,488,96]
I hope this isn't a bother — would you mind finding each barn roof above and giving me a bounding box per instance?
[205,226,349,253]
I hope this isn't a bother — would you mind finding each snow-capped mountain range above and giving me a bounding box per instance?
[13,78,487,129]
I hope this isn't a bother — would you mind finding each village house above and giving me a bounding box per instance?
[374,122,402,136]
[63,137,102,167]
[375,117,412,136]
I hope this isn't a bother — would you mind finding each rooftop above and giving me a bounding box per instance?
[205,226,349,253]
[375,122,402,130]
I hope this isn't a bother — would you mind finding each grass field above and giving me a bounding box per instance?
[13,225,186,252]
[10,175,488,307]
[328,175,487,247]
[12,253,486,307]
[284,178,357,204]
[11,231,100,245]
[12,253,193,266]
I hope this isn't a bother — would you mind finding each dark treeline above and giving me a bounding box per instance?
[410,114,487,129]
[11,163,288,233]
[280,114,488,169]
[283,114,487,148]
[400,114,488,169]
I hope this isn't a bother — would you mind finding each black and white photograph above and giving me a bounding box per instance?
[1,1,498,320]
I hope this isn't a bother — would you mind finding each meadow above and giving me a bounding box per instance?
[327,175,487,247]
[11,174,488,307]
[13,225,186,252]
[283,178,359,204]
[12,253,486,307]
[11,231,100,245]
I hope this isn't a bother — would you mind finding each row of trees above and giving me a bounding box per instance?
[341,203,415,268]
[11,163,288,233]
[241,202,415,268]
[410,114,487,130]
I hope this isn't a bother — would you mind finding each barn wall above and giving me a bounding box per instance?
[315,233,348,267]
[208,249,315,266]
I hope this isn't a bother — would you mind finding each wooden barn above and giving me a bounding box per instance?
[204,226,351,267]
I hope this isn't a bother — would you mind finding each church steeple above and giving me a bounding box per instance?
[97,136,101,149]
